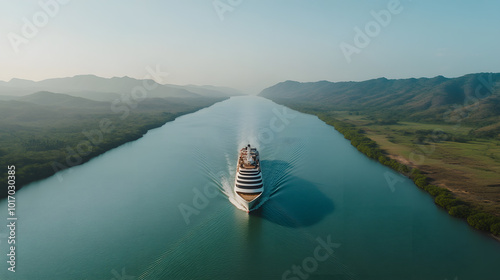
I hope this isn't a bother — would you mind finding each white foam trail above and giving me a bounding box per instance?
[196,97,307,213]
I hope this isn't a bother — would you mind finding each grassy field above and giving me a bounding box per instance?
[260,76,500,235]
[334,111,500,215]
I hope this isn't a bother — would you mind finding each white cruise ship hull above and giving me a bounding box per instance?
[234,145,264,212]
[233,189,263,212]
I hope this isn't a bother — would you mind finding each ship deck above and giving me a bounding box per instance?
[240,163,257,169]
[237,192,261,202]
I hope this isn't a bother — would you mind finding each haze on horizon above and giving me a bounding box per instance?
[1,0,499,94]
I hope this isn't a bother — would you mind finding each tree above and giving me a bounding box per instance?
[448,205,472,218]
[467,213,499,232]
[424,185,450,197]
[491,223,500,236]
[435,194,461,210]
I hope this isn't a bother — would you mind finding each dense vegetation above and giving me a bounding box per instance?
[260,73,500,238]
[260,73,500,139]
[318,112,500,236]
[0,91,226,199]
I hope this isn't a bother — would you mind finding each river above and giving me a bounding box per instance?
[1,96,499,279]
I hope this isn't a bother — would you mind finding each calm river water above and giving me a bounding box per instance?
[1,96,499,279]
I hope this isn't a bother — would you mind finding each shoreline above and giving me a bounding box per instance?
[325,115,500,240]
[277,104,500,240]
[0,98,227,200]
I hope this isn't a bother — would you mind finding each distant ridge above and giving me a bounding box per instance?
[19,91,106,108]
[168,84,243,98]
[0,75,243,101]
[260,73,500,120]
[260,73,500,137]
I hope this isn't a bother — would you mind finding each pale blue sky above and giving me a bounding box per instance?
[1,0,499,93]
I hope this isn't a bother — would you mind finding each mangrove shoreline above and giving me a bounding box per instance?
[289,106,500,239]
[0,98,227,200]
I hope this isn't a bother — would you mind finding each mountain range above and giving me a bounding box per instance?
[0,77,229,196]
[0,74,243,101]
[259,73,500,137]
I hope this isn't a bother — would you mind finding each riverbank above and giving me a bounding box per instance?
[0,97,227,199]
[281,105,500,238]
[5,95,500,279]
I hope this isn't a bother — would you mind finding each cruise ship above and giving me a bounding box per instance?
[234,144,263,212]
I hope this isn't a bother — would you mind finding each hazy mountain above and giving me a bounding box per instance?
[32,75,198,98]
[260,73,500,119]
[0,75,240,100]
[0,78,39,96]
[19,91,106,108]
[0,95,17,101]
[260,73,500,137]
[1,78,37,87]
[168,84,243,98]
[57,91,120,102]
[1,90,228,121]
[0,92,112,123]
[0,87,227,197]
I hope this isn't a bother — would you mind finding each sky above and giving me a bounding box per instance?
[1,0,499,94]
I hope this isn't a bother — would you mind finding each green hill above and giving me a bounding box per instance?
[260,73,500,137]
[0,91,226,199]
[19,91,107,108]
[259,72,500,234]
